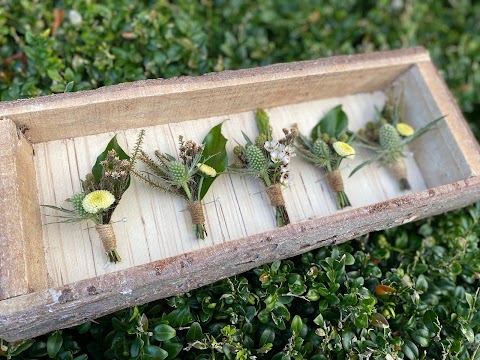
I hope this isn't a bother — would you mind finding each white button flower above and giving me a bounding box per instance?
[283,145,296,158]
[82,190,115,214]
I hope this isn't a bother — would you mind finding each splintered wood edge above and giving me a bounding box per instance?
[0,119,46,300]
[1,176,480,342]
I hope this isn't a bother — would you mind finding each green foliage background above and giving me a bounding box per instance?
[1,1,479,359]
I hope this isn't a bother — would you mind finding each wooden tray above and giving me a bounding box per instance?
[1,47,479,341]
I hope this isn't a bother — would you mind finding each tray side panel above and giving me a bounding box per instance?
[1,176,479,342]
[394,65,478,188]
[0,119,46,300]
[2,65,410,143]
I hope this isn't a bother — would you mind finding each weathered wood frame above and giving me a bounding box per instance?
[1,47,479,341]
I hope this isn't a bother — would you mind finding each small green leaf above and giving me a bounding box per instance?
[313,314,324,326]
[341,331,355,352]
[130,337,144,358]
[291,315,303,334]
[73,355,88,360]
[153,324,177,341]
[186,322,203,342]
[143,345,168,360]
[162,342,183,360]
[47,331,63,358]
[423,310,440,333]
[355,313,369,329]
[402,339,419,360]
[416,274,428,292]
[411,329,430,347]
[461,324,475,344]
[199,122,228,199]
[371,313,389,329]
[166,305,193,327]
[64,81,75,92]
[92,135,130,182]
[256,109,272,140]
[311,105,348,141]
[260,328,275,347]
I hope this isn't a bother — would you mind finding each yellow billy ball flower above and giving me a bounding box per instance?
[197,163,217,177]
[396,123,415,137]
[82,190,115,214]
[332,141,355,159]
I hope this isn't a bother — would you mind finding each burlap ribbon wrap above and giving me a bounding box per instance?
[387,158,408,181]
[95,223,117,253]
[326,170,344,192]
[188,201,205,225]
[266,183,285,207]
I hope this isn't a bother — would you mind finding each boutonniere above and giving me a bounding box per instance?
[351,88,444,189]
[229,109,296,227]
[132,123,227,239]
[295,105,355,209]
[43,136,133,263]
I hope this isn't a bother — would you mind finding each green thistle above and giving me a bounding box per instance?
[379,124,401,152]
[313,139,330,159]
[169,161,188,184]
[71,193,89,217]
[246,145,267,172]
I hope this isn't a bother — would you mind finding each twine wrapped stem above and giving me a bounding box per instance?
[95,223,121,263]
[266,183,285,207]
[326,170,344,193]
[188,201,205,225]
[387,158,411,190]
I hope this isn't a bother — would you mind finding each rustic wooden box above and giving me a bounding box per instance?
[1,47,479,341]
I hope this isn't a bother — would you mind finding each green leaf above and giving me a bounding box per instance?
[154,324,177,341]
[341,331,355,352]
[130,337,144,358]
[402,115,445,145]
[186,322,203,342]
[166,305,193,327]
[162,342,183,360]
[65,81,75,92]
[199,122,228,199]
[73,355,88,360]
[291,315,303,334]
[423,310,440,333]
[259,328,275,347]
[416,274,428,292]
[256,109,272,140]
[349,151,385,177]
[461,324,475,344]
[311,105,348,141]
[47,331,63,358]
[411,329,430,347]
[92,135,131,182]
[402,339,419,360]
[355,313,369,329]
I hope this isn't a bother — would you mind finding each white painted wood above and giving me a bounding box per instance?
[34,91,428,287]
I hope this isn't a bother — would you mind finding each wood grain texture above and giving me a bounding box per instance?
[0,48,431,143]
[1,47,480,341]
[1,176,479,342]
[34,92,432,288]
[0,119,46,300]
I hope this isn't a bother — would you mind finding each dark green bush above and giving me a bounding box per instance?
[1,1,479,359]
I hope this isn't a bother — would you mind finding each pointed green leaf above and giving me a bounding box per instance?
[402,115,445,145]
[423,310,440,333]
[311,105,348,141]
[259,328,275,347]
[92,135,131,182]
[47,331,63,358]
[402,339,419,360]
[186,322,203,342]
[199,122,228,199]
[291,315,303,334]
[162,342,183,360]
[143,345,168,360]
[349,152,385,177]
[153,324,176,341]
[256,109,272,140]
[130,337,144,358]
